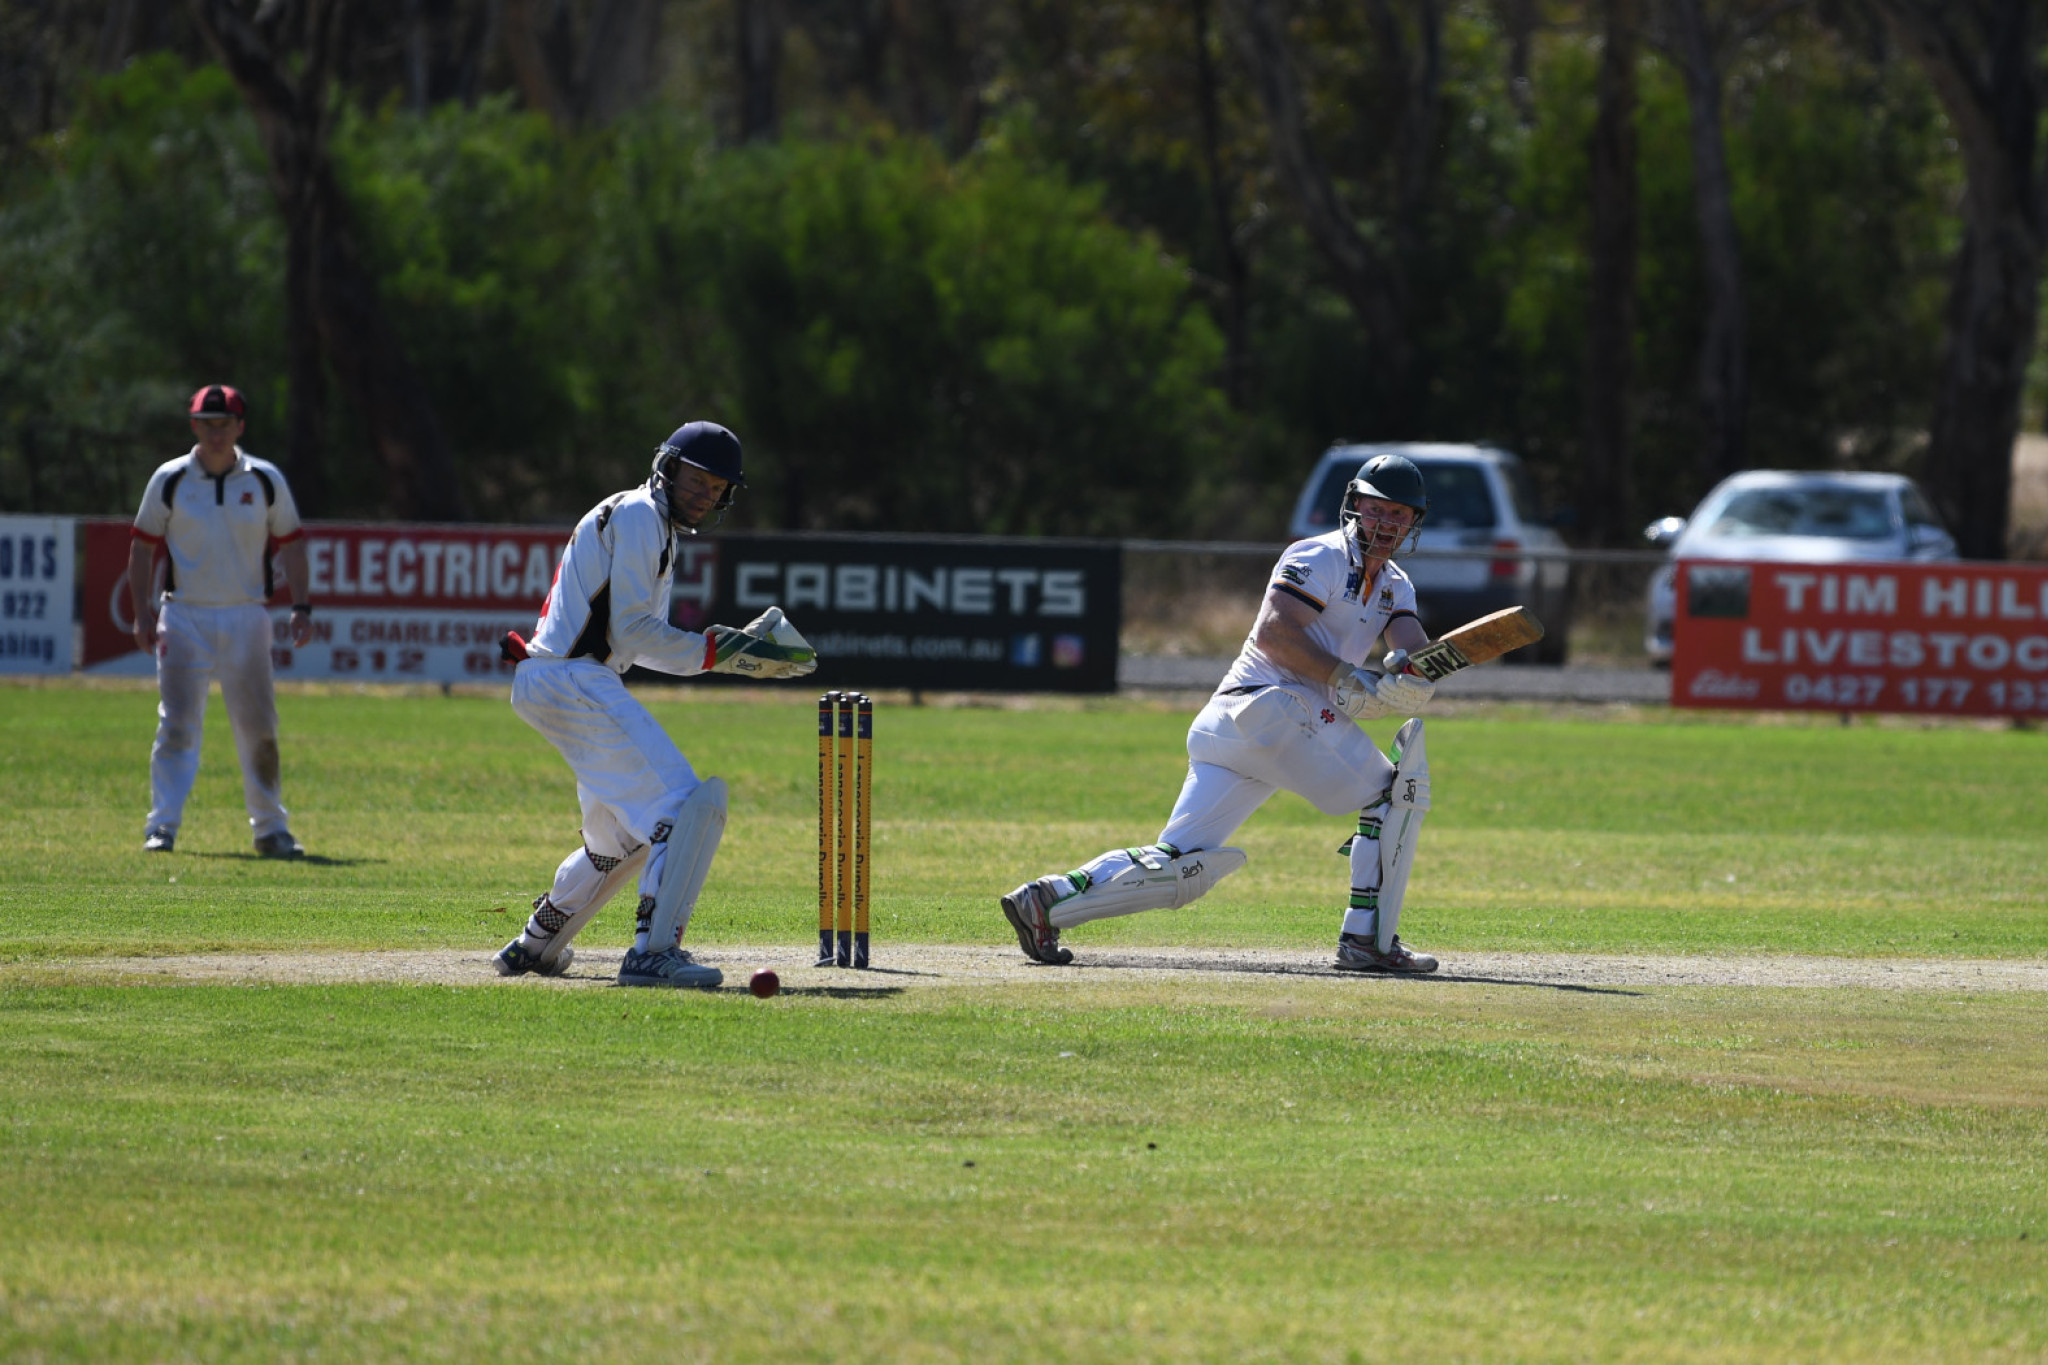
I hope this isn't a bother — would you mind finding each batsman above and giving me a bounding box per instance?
[493,422,817,988]
[1003,452,1450,973]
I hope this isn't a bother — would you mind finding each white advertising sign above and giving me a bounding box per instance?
[0,516,75,674]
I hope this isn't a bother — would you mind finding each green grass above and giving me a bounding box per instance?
[3,681,2044,957]
[1,680,2045,1362]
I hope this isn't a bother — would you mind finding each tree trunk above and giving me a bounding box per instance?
[283,174,327,515]
[1228,0,1415,431]
[582,0,661,124]
[1873,0,2041,559]
[187,0,469,521]
[1668,0,1747,484]
[737,0,782,141]
[1193,0,1253,408]
[1497,0,1537,125]
[501,0,576,126]
[1580,0,1640,544]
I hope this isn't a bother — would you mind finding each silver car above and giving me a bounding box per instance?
[1643,470,1957,664]
[1289,442,1573,662]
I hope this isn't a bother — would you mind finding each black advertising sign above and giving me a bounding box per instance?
[667,533,1123,692]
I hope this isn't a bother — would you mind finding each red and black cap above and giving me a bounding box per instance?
[188,384,247,421]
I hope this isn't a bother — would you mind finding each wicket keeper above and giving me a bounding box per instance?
[493,422,817,988]
[1001,453,1442,972]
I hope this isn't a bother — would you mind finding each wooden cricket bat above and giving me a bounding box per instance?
[1396,606,1545,681]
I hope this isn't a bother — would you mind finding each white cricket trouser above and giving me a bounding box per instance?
[510,658,702,923]
[1069,684,1395,901]
[149,601,288,839]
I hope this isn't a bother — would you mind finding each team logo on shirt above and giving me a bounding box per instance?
[240,491,255,504]
[1279,563,1309,586]
[1378,587,1394,608]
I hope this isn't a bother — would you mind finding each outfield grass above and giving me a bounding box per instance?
[1,680,2044,1362]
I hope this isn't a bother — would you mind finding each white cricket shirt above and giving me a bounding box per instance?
[525,483,713,677]
[131,449,304,607]
[1216,529,1421,704]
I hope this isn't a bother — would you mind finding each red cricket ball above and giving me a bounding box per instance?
[749,968,781,999]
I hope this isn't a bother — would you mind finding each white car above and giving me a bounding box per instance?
[1643,469,1957,664]
[1289,442,1573,663]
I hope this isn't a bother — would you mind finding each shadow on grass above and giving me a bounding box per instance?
[1430,970,1642,997]
[184,852,380,868]
[801,965,936,979]
[1070,954,1644,998]
[765,986,910,999]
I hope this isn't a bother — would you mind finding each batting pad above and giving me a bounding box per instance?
[1376,718,1431,952]
[1048,846,1247,929]
[645,778,728,949]
[536,845,649,969]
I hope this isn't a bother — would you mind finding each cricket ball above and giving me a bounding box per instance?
[749,968,781,999]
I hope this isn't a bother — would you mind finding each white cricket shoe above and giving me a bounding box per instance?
[494,938,572,978]
[1000,878,1074,965]
[1334,933,1439,974]
[617,946,723,989]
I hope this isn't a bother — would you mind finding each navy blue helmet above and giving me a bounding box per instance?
[651,422,744,530]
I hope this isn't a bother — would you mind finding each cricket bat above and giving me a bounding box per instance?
[1392,606,1545,681]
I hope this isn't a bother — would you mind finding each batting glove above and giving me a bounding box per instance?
[1329,661,1395,720]
[1373,656,1436,713]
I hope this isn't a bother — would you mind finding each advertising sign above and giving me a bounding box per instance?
[1672,559,2048,717]
[0,515,75,674]
[668,533,1122,692]
[82,519,561,682]
[80,521,1124,692]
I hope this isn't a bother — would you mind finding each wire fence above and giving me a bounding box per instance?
[1119,540,1672,668]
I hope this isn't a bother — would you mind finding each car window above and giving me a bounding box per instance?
[1502,463,1539,524]
[1705,486,1896,540]
[1410,462,1497,530]
[1300,459,1358,533]
[1899,484,1946,530]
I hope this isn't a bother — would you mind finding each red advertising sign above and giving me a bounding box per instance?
[82,519,564,683]
[1672,559,2048,716]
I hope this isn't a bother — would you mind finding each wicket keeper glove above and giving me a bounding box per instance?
[705,606,819,679]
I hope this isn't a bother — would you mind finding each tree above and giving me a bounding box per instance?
[1226,0,1445,435]
[1866,0,2041,558]
[1580,0,1640,543]
[735,0,782,139]
[186,0,467,519]
[1661,0,1751,484]
[502,0,666,129]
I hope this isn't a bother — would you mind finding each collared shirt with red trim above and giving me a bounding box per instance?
[131,448,303,607]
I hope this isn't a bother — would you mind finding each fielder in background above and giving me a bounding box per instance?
[1002,453,1442,972]
[128,384,314,858]
[493,422,817,989]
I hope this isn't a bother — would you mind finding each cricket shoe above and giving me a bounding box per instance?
[494,938,572,978]
[1334,933,1438,974]
[617,946,723,989]
[254,830,305,859]
[1000,878,1074,965]
[143,826,176,853]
